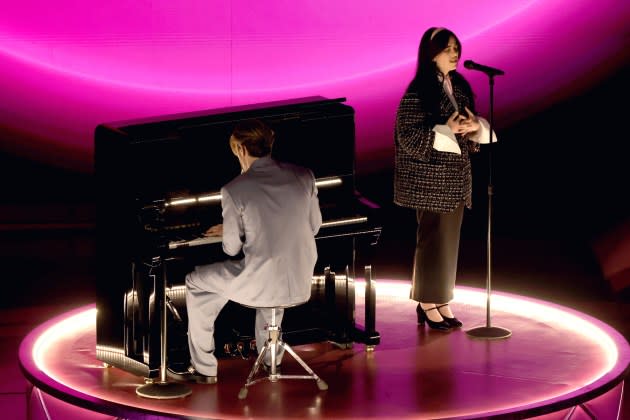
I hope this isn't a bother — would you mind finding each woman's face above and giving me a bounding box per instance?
[433,36,460,76]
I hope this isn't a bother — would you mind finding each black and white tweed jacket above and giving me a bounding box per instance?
[393,80,479,213]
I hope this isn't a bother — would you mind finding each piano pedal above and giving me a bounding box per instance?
[165,296,183,322]
[223,339,254,359]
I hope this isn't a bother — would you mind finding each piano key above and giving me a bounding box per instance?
[166,215,375,250]
[168,235,222,249]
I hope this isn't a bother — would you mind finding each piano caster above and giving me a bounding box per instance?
[329,341,353,350]
[366,345,375,352]
[102,362,112,368]
[144,377,154,384]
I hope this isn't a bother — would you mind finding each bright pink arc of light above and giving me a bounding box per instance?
[0,0,628,173]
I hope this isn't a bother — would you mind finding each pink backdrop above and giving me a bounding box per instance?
[0,0,628,173]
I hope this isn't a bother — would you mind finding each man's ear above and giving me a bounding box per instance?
[229,138,239,156]
[239,144,249,157]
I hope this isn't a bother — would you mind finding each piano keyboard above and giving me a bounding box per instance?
[167,215,371,250]
[168,234,222,250]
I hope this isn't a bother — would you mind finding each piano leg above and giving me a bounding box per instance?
[352,265,381,349]
[136,256,192,399]
[363,265,379,351]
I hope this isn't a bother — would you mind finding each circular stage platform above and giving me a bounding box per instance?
[19,280,630,419]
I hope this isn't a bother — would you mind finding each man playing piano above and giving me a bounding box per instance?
[171,118,323,384]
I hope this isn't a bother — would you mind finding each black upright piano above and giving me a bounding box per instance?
[94,96,382,379]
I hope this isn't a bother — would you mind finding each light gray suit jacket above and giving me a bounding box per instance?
[194,156,322,307]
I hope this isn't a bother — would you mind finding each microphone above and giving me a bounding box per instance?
[463,60,504,76]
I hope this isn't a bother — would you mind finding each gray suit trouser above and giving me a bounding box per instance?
[185,271,284,377]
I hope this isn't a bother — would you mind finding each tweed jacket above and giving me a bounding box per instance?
[394,77,478,213]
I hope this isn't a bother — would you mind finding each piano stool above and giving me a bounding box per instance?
[238,304,328,400]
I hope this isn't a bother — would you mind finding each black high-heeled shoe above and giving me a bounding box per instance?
[416,304,451,331]
[436,304,463,328]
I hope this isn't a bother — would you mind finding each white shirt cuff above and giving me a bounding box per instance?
[432,124,461,154]
[468,117,498,144]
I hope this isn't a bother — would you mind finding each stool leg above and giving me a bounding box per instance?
[281,343,328,390]
[239,306,328,399]
[238,340,269,399]
[250,343,268,382]
[269,323,280,377]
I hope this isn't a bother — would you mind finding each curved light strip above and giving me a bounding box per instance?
[0,0,535,91]
[32,307,97,370]
[31,281,625,406]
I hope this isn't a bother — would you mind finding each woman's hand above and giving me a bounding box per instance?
[459,106,480,134]
[448,107,480,135]
[447,111,465,134]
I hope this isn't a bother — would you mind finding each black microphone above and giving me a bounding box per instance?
[463,60,504,76]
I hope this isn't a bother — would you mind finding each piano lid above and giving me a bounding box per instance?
[95,96,357,205]
[98,96,347,131]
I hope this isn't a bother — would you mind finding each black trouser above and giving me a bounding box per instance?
[410,202,464,303]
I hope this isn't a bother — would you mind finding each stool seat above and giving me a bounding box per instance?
[240,301,305,310]
[237,305,328,399]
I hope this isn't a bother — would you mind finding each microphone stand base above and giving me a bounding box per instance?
[466,326,512,340]
[136,381,192,399]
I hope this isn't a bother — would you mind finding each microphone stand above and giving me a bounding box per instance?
[466,72,511,340]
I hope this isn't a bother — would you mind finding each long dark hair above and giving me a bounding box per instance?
[408,27,473,118]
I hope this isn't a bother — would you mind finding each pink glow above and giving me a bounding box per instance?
[0,0,628,172]
[18,283,630,419]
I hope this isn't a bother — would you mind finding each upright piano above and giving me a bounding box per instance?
[94,96,382,379]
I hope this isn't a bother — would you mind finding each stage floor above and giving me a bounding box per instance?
[18,280,630,419]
